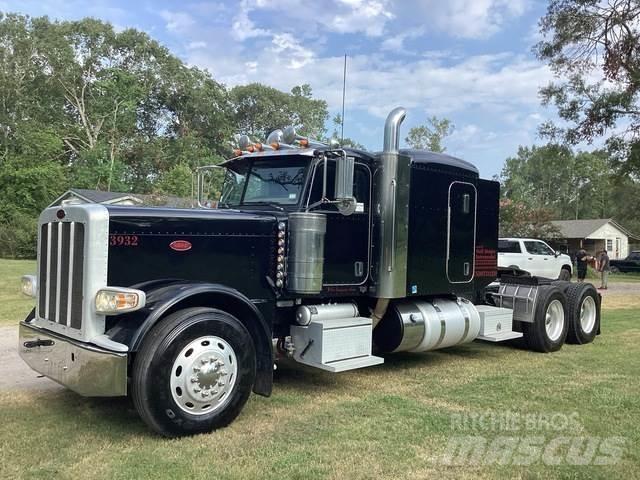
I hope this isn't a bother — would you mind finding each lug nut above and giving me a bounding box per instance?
[192,366,200,372]
[190,377,198,383]
[201,358,208,365]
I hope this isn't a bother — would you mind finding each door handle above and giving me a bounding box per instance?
[528,257,533,260]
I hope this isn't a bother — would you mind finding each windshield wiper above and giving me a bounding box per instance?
[241,201,285,211]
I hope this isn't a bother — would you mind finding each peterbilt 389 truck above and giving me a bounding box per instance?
[19,107,601,437]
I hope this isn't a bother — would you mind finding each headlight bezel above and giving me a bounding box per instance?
[21,275,37,298]
[95,287,146,315]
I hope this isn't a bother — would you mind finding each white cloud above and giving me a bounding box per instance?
[187,41,207,50]
[331,0,394,36]
[231,0,270,41]
[415,0,530,39]
[381,27,425,53]
[270,33,315,69]
[160,10,196,33]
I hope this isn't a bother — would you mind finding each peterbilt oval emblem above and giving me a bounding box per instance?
[170,240,192,252]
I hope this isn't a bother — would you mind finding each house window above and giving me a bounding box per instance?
[606,239,613,251]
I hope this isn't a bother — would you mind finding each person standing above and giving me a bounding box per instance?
[575,249,590,282]
[598,249,610,290]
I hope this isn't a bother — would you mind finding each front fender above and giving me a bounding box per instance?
[113,281,274,397]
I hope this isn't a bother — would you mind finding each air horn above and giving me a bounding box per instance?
[282,126,328,148]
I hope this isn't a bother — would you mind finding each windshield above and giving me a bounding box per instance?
[220,158,308,206]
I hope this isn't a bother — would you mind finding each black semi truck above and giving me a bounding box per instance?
[18,107,601,436]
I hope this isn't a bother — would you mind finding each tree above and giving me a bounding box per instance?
[326,114,365,149]
[499,199,561,239]
[0,14,333,257]
[405,116,453,152]
[500,144,612,221]
[535,0,640,177]
[230,83,328,142]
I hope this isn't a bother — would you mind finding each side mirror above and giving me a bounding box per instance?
[334,151,356,216]
[555,251,561,257]
[309,151,357,215]
[194,165,225,208]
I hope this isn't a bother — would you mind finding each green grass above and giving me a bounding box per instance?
[1,259,639,479]
[584,266,640,282]
[0,259,36,326]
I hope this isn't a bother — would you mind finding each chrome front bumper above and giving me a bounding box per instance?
[19,322,128,396]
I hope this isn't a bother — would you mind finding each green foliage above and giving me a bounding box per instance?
[0,13,329,257]
[404,116,453,152]
[157,163,193,198]
[499,199,560,239]
[500,143,640,236]
[535,0,640,177]
[327,114,365,150]
[230,83,328,142]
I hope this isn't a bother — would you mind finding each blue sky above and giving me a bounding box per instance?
[3,0,558,177]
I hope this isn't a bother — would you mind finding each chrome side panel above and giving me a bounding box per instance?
[19,322,127,397]
[373,151,411,298]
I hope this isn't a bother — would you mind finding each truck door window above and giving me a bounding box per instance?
[307,159,369,213]
[498,240,521,253]
[524,241,554,256]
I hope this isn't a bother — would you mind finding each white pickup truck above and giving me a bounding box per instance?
[498,238,573,280]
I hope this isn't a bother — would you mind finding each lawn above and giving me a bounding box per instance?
[0,259,639,479]
[0,259,36,326]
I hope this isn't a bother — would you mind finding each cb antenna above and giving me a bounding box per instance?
[341,53,347,143]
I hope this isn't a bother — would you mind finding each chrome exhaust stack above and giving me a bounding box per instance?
[373,107,410,299]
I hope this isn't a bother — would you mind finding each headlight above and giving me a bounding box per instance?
[21,275,37,298]
[95,288,146,314]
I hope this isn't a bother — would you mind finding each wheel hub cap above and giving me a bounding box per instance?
[170,336,238,415]
[545,299,565,342]
[580,296,597,333]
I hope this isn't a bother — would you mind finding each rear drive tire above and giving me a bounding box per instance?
[564,283,600,345]
[523,285,568,353]
[558,268,571,281]
[132,307,256,437]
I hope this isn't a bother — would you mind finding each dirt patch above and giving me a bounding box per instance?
[0,326,61,392]
[598,282,640,309]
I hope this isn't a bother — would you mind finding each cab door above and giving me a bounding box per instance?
[447,181,477,283]
[306,159,371,286]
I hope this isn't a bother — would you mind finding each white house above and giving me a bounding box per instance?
[49,188,192,209]
[550,219,640,259]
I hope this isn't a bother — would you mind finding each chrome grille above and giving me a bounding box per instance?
[38,221,85,329]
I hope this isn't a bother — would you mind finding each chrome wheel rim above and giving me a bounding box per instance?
[545,299,565,342]
[170,336,238,415]
[580,296,597,333]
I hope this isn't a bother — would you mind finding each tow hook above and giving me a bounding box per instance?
[23,339,54,349]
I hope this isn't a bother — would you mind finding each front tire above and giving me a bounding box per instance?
[610,266,620,274]
[523,285,568,353]
[132,307,256,437]
[558,268,571,281]
[565,283,600,344]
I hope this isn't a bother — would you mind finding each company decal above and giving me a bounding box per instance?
[170,240,192,252]
[474,246,497,277]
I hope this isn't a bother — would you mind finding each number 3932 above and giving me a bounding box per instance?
[109,235,139,247]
